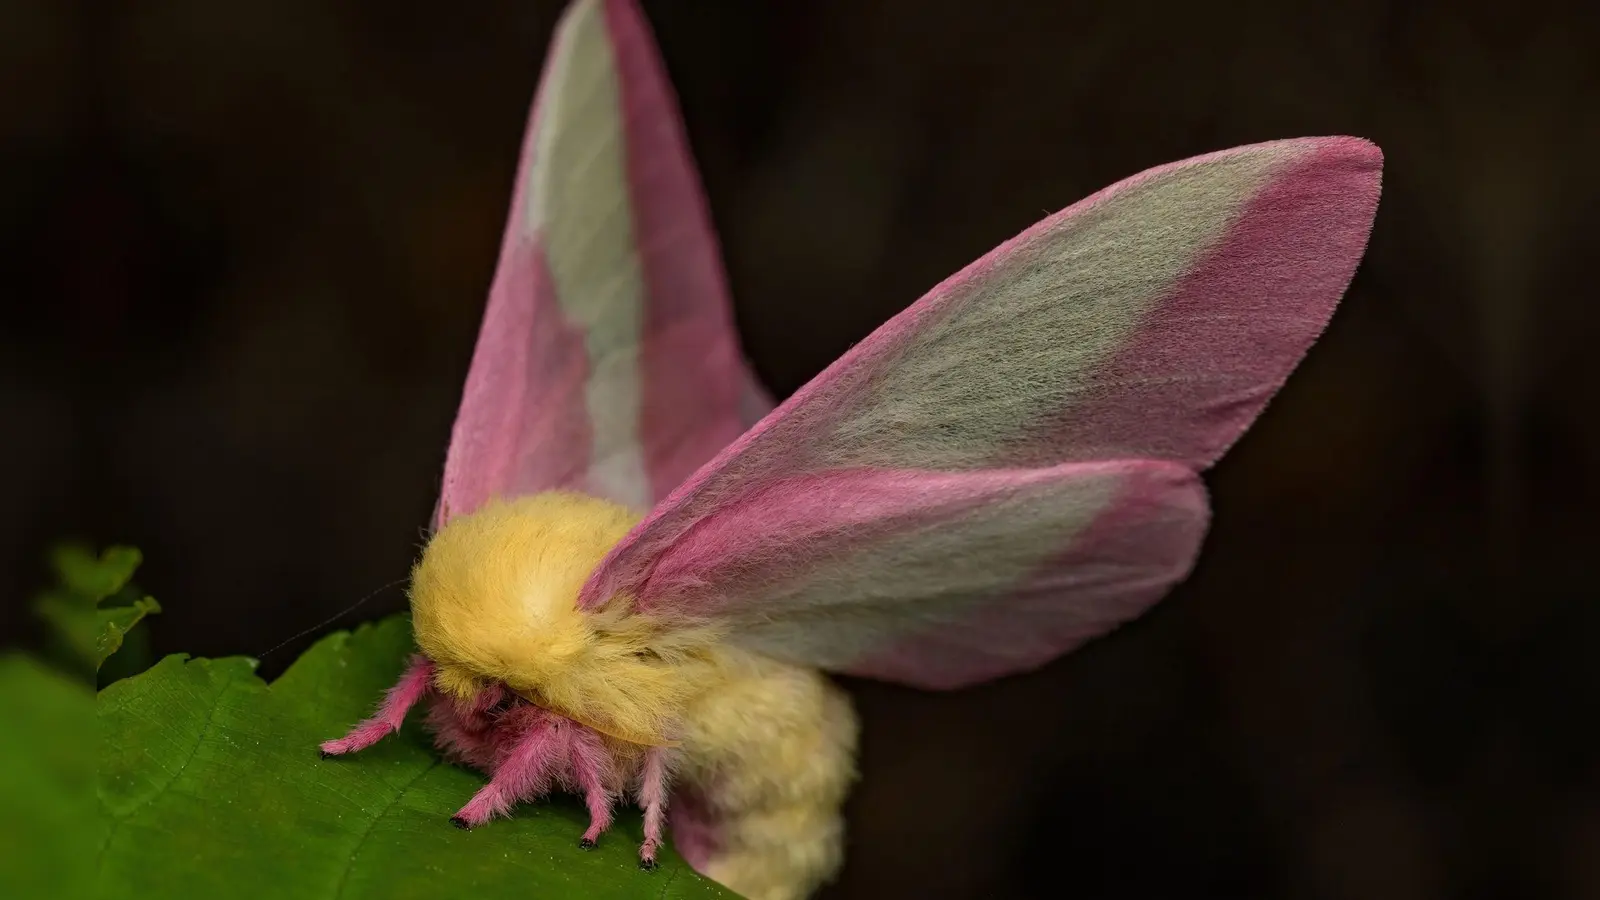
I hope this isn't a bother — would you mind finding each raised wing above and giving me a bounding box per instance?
[582,136,1382,687]
[434,0,768,529]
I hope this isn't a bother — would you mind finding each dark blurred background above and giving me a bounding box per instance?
[5,0,1599,897]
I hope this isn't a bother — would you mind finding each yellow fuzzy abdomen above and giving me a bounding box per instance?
[675,648,860,900]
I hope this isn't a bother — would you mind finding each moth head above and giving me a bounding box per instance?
[408,491,719,746]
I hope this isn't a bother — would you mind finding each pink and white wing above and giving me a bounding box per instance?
[582,136,1383,688]
[434,0,766,529]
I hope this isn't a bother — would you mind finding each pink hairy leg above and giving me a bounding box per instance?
[566,723,617,849]
[450,715,561,829]
[319,655,435,757]
[636,747,670,871]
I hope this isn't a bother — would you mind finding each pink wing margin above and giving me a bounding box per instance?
[433,0,768,530]
[582,136,1384,688]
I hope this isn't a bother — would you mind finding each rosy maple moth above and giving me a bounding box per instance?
[319,1,1383,898]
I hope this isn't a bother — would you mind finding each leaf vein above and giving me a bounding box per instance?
[97,674,244,861]
[331,760,441,899]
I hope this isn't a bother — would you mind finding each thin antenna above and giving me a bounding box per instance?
[256,577,409,660]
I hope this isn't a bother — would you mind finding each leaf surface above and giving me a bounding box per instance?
[97,615,735,900]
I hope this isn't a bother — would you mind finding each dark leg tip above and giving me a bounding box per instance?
[578,838,596,850]
[318,750,333,760]
[449,816,472,831]
[639,858,659,872]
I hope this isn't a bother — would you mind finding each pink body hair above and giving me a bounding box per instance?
[321,658,666,868]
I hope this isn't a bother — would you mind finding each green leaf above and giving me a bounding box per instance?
[34,544,161,674]
[93,596,161,672]
[0,654,97,900]
[96,618,156,689]
[97,615,737,900]
[56,544,142,602]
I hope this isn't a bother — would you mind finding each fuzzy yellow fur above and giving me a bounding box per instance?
[409,492,859,899]
[411,492,718,745]
[676,648,858,900]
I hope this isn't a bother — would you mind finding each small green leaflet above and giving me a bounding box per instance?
[33,544,161,673]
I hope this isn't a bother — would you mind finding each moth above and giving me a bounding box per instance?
[318,1,1383,898]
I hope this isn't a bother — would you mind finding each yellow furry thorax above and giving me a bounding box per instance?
[408,491,724,748]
